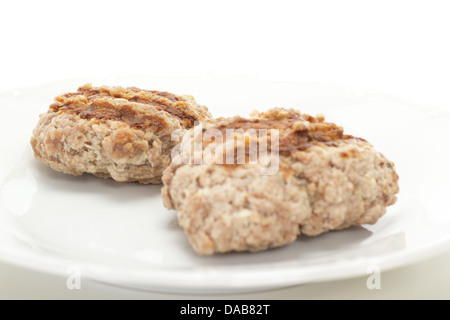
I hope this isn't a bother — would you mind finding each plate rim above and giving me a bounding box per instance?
[1,226,450,292]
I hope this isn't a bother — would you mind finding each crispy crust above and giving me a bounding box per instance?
[31,84,212,184]
[204,108,364,155]
[50,83,210,129]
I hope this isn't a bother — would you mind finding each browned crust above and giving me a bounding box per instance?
[49,84,210,129]
[202,108,364,155]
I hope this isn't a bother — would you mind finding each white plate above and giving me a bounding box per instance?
[1,75,450,294]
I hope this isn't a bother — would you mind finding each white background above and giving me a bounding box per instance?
[1,0,449,110]
[1,0,450,299]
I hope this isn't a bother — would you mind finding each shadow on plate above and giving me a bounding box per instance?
[27,158,162,201]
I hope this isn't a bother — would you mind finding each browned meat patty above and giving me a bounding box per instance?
[162,108,399,254]
[31,84,212,184]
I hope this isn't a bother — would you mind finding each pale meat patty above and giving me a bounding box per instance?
[162,108,399,255]
[31,84,211,184]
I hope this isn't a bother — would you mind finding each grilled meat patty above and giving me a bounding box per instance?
[31,84,211,184]
[162,108,399,254]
